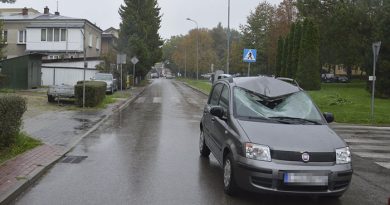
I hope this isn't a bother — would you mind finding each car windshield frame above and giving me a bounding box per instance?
[232,86,325,125]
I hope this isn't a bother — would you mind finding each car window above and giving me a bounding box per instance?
[219,85,229,110]
[209,83,223,106]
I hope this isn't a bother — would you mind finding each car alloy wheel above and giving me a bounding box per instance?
[223,153,238,195]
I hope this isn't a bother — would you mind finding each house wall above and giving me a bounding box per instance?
[26,28,83,52]
[2,22,29,58]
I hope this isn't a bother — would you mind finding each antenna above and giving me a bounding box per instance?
[56,0,59,12]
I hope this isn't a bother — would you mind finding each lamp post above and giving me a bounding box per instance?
[227,0,230,75]
[186,18,199,80]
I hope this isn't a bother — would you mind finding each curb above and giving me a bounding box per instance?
[0,85,148,205]
[179,80,390,132]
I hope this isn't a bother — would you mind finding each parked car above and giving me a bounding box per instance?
[335,76,350,83]
[321,73,336,83]
[92,73,118,94]
[151,73,159,79]
[199,76,352,197]
[47,84,75,102]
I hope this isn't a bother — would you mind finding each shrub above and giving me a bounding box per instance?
[75,81,106,107]
[0,95,27,147]
[0,74,7,87]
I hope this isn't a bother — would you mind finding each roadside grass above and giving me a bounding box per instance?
[308,81,390,125]
[95,95,117,109]
[0,132,42,165]
[0,88,16,93]
[179,78,212,94]
[180,79,389,125]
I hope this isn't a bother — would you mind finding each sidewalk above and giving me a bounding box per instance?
[0,86,147,205]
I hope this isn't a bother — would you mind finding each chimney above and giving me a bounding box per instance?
[55,11,60,16]
[22,7,28,15]
[44,6,49,14]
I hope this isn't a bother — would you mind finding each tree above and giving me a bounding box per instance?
[286,23,295,77]
[280,37,288,77]
[0,21,5,59]
[275,37,284,76]
[1,0,16,3]
[118,0,163,79]
[291,22,302,78]
[296,19,321,90]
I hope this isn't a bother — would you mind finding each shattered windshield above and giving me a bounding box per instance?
[234,87,323,124]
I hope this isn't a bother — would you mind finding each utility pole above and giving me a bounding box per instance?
[227,0,230,74]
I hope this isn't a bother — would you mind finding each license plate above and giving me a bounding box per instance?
[284,172,328,185]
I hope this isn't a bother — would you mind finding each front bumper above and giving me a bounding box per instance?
[234,156,352,195]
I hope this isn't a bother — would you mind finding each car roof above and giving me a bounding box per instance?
[227,76,301,98]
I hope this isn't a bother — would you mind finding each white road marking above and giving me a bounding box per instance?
[344,138,390,144]
[375,162,390,169]
[187,98,198,105]
[353,152,390,159]
[135,97,146,104]
[153,97,162,103]
[350,145,390,151]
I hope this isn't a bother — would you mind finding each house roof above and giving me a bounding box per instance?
[0,7,102,32]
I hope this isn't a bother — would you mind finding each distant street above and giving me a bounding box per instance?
[13,79,390,205]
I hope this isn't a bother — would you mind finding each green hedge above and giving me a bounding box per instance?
[75,81,106,107]
[0,95,27,147]
[0,74,7,87]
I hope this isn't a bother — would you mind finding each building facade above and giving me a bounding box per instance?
[0,7,102,60]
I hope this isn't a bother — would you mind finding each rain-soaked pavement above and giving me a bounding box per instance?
[12,79,389,205]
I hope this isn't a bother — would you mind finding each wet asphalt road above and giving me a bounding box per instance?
[13,79,389,205]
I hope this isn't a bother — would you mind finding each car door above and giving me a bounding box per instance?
[210,84,231,163]
[203,83,224,156]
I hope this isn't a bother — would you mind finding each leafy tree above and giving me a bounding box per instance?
[0,21,5,59]
[275,37,284,76]
[286,23,295,77]
[210,23,227,70]
[280,37,288,77]
[296,19,321,90]
[118,0,163,79]
[291,21,302,78]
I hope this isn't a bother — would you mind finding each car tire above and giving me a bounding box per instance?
[223,153,238,195]
[199,130,210,157]
[48,95,55,103]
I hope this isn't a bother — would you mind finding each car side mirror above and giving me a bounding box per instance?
[210,106,224,119]
[323,112,334,123]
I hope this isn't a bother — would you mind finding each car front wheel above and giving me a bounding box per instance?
[224,153,238,195]
[199,130,210,157]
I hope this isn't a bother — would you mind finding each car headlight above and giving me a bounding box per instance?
[336,147,351,164]
[245,143,271,162]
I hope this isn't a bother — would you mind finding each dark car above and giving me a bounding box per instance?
[199,76,352,197]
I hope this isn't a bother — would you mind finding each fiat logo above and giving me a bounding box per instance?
[302,152,310,162]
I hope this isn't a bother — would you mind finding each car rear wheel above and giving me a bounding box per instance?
[199,130,210,157]
[223,153,238,195]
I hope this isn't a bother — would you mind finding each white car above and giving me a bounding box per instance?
[92,73,118,94]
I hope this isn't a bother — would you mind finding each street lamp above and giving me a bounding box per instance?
[227,0,230,75]
[186,17,199,80]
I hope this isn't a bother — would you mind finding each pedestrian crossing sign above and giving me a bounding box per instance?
[243,49,257,63]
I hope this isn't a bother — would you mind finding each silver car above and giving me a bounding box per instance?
[92,73,117,94]
[200,76,352,197]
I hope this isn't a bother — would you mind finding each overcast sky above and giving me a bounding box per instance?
[3,0,282,39]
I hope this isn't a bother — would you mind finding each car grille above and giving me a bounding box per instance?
[272,150,335,162]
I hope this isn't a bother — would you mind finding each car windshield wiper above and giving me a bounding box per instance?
[269,116,322,125]
[240,116,292,124]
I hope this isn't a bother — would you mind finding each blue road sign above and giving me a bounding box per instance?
[243,49,257,63]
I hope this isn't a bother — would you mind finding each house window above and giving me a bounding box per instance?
[41,29,47,41]
[47,28,53,41]
[18,30,27,44]
[60,29,67,41]
[89,34,93,47]
[96,37,100,50]
[54,28,60,42]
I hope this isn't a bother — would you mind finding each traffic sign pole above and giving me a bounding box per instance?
[371,42,381,124]
[247,63,251,76]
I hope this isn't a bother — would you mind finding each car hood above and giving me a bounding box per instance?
[95,80,112,84]
[237,120,346,152]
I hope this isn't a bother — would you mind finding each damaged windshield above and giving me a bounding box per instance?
[234,87,323,124]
